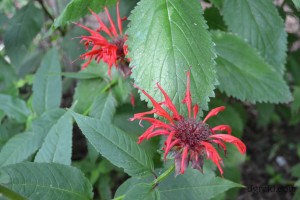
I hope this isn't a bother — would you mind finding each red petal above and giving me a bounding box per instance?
[203,106,225,123]
[212,125,232,135]
[193,104,199,119]
[211,139,227,155]
[130,93,135,107]
[200,141,223,175]
[116,1,123,35]
[104,7,118,37]
[137,125,155,144]
[133,85,174,123]
[146,129,170,139]
[156,83,180,120]
[210,134,246,154]
[182,71,192,118]
[164,138,180,161]
[164,131,176,160]
[180,146,189,174]
[89,9,112,37]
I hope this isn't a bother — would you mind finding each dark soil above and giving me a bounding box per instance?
[238,119,300,200]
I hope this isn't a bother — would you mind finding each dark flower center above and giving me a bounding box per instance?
[112,37,126,57]
[174,119,212,150]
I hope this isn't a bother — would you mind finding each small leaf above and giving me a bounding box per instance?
[212,31,292,103]
[34,112,72,165]
[127,0,217,112]
[0,94,30,123]
[72,112,154,176]
[222,0,287,75]
[292,0,300,10]
[0,162,93,200]
[0,132,44,167]
[124,184,160,200]
[53,0,118,28]
[4,2,43,67]
[290,86,300,125]
[90,92,117,122]
[32,48,62,115]
[0,56,17,95]
[73,79,106,114]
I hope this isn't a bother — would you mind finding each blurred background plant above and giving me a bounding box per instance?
[0,0,299,200]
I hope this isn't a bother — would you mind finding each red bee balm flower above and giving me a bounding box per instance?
[76,1,130,77]
[130,72,246,176]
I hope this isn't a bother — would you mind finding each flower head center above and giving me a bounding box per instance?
[112,37,126,57]
[174,119,212,150]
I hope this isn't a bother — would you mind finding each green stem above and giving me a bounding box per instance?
[112,195,125,200]
[101,79,118,93]
[152,164,175,188]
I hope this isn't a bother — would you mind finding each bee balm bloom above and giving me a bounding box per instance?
[130,72,246,175]
[76,1,130,77]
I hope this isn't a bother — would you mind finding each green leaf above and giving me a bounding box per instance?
[53,0,118,28]
[0,132,44,167]
[0,56,17,95]
[209,0,223,8]
[116,167,242,200]
[256,103,275,127]
[34,112,72,165]
[90,92,117,122]
[32,48,62,115]
[0,94,30,123]
[0,162,93,200]
[292,0,300,10]
[73,79,106,114]
[72,112,154,176]
[127,0,217,112]
[212,31,292,103]
[31,109,66,135]
[290,86,300,125]
[222,0,287,75]
[3,2,43,67]
[124,184,160,200]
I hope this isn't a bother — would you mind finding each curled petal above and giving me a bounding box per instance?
[200,141,224,175]
[164,138,180,161]
[157,83,180,120]
[211,139,227,155]
[88,9,112,37]
[180,146,189,174]
[212,125,232,135]
[164,131,176,160]
[137,125,155,144]
[203,106,225,123]
[182,71,192,118]
[133,85,173,123]
[146,129,170,139]
[210,134,246,154]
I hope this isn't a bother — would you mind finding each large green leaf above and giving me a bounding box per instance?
[212,31,292,103]
[0,132,44,167]
[32,48,62,115]
[0,163,93,200]
[90,92,117,122]
[127,0,217,112]
[53,0,117,28]
[222,0,287,75]
[34,112,72,165]
[3,2,43,67]
[72,112,154,176]
[0,94,30,123]
[116,167,241,200]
